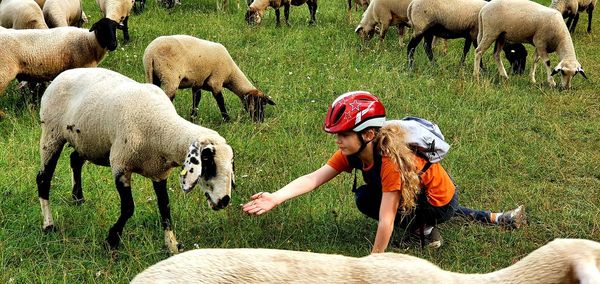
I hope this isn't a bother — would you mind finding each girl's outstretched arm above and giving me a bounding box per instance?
[242,164,340,215]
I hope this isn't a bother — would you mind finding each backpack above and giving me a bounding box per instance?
[384,116,450,164]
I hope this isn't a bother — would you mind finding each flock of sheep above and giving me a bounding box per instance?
[0,0,597,282]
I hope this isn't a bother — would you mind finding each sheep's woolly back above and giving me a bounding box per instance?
[41,68,227,180]
[143,35,257,98]
[408,0,487,37]
[550,0,579,17]
[358,0,411,30]
[43,0,84,28]
[131,239,600,284]
[249,0,274,12]
[0,0,48,29]
[96,0,133,23]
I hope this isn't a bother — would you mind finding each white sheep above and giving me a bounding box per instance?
[0,18,120,95]
[131,238,600,283]
[245,0,317,26]
[43,0,86,28]
[0,0,48,29]
[143,35,275,122]
[473,0,587,89]
[552,0,596,33]
[37,67,235,254]
[96,0,134,41]
[354,0,411,48]
[406,0,487,68]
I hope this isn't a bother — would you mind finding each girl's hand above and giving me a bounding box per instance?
[242,192,277,215]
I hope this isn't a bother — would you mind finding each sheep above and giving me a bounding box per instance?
[354,0,411,48]
[96,0,134,41]
[347,0,369,22]
[473,0,587,89]
[37,67,235,254]
[0,0,48,29]
[43,0,86,28]
[0,18,120,96]
[143,35,275,122]
[405,0,487,68]
[245,0,317,26]
[131,238,600,283]
[551,0,596,33]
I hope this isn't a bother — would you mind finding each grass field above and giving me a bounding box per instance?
[0,0,599,282]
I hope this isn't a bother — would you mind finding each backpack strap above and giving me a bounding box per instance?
[415,151,432,176]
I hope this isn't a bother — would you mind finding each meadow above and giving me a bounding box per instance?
[0,0,599,282]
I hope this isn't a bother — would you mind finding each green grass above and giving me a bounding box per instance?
[1,0,599,282]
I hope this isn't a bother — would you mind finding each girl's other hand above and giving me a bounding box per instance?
[242,192,277,215]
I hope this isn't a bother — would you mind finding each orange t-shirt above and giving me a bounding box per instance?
[326,150,455,207]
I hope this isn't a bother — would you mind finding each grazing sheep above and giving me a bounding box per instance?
[503,43,528,74]
[354,0,411,48]
[552,0,596,33]
[474,0,587,88]
[38,67,234,254]
[245,0,317,26]
[0,0,48,29]
[131,238,600,283]
[406,0,486,68]
[0,18,119,95]
[143,35,275,122]
[43,0,86,28]
[96,0,134,41]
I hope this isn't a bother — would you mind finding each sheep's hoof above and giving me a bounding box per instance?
[105,234,120,251]
[42,225,56,233]
[72,197,85,206]
[221,114,231,122]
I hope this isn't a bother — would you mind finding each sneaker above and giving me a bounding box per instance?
[498,205,526,229]
[424,227,443,249]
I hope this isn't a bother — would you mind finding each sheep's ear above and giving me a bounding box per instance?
[355,26,363,33]
[200,145,216,179]
[551,68,561,76]
[577,67,588,79]
[265,95,275,105]
[179,141,202,193]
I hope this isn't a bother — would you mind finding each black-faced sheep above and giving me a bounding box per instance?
[0,18,119,96]
[474,0,587,88]
[43,0,86,28]
[96,0,134,41]
[0,0,49,29]
[37,67,235,254]
[354,0,411,48]
[143,35,275,122]
[246,0,317,26]
[552,0,596,33]
[131,238,600,283]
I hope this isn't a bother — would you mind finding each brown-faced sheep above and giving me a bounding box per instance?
[246,0,317,26]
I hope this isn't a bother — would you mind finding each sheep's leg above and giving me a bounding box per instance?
[538,49,556,87]
[407,33,425,69]
[153,179,182,254]
[423,33,435,64]
[308,0,317,25]
[566,15,574,31]
[191,87,202,122]
[283,4,290,26]
[397,25,405,48]
[378,22,389,48]
[37,137,66,232]
[105,172,134,251]
[212,91,230,121]
[587,6,594,33]
[570,13,580,33]
[275,8,281,27]
[473,35,496,79]
[492,38,508,79]
[70,151,86,205]
[460,37,472,66]
[530,49,539,84]
[122,16,130,42]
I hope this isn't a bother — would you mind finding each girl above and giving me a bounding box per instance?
[242,91,525,252]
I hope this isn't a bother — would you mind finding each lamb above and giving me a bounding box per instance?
[37,67,235,254]
[473,0,587,89]
[131,238,600,283]
[245,0,317,26]
[96,0,134,41]
[354,0,411,48]
[0,18,120,95]
[43,0,86,28]
[143,35,275,122]
[0,0,48,29]
[551,0,596,33]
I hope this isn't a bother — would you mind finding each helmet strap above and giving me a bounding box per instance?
[350,131,375,156]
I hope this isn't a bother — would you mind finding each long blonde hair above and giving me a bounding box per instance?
[375,124,421,214]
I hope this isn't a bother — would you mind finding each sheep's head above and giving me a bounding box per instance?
[180,141,234,210]
[90,18,119,51]
[504,43,527,75]
[243,90,275,122]
[551,60,587,89]
[245,7,263,25]
[355,25,375,42]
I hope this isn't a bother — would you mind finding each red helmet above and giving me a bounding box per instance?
[324,91,386,133]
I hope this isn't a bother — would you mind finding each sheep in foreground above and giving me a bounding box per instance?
[96,0,134,41]
[143,35,275,122]
[552,0,596,33]
[0,0,48,29]
[246,0,317,26]
[354,0,411,48]
[0,18,119,95]
[38,68,234,254]
[131,238,600,283]
[474,0,587,88]
[406,0,486,68]
[43,0,86,28]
